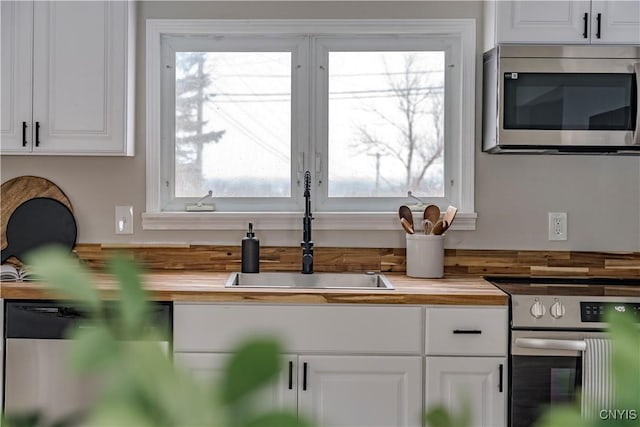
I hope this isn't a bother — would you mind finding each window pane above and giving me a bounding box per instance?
[328,52,445,198]
[175,52,291,198]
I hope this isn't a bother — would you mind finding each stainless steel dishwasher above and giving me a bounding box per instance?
[3,300,172,422]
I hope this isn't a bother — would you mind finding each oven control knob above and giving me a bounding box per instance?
[550,301,566,319]
[530,301,546,319]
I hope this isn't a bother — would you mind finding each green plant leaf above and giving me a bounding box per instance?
[606,310,640,412]
[535,405,586,427]
[424,406,455,427]
[24,246,101,315]
[1,411,43,427]
[107,255,151,338]
[221,338,283,405]
[6,250,306,427]
[67,322,120,373]
[243,411,313,427]
[85,401,156,427]
[424,400,470,427]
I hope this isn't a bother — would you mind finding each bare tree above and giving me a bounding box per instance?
[175,53,226,196]
[355,54,444,193]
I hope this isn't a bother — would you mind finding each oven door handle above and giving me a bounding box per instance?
[515,338,587,352]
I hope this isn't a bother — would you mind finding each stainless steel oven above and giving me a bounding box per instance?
[483,45,640,154]
[488,277,640,427]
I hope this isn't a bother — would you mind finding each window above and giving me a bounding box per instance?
[159,34,308,211]
[145,20,476,230]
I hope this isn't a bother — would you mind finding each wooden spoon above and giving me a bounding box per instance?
[423,219,434,235]
[424,205,440,230]
[432,220,446,235]
[400,217,415,234]
[442,205,458,233]
[398,205,414,230]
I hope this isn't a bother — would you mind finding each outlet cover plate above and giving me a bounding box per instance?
[548,212,567,241]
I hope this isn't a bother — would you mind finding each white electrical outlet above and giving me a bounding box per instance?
[548,212,567,241]
[115,205,134,234]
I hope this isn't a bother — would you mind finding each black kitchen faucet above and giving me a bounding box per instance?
[301,171,314,274]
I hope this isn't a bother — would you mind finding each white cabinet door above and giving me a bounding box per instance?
[493,0,640,45]
[425,356,507,427]
[174,352,297,412]
[591,0,640,44]
[31,1,132,155]
[0,1,133,156]
[496,1,591,44]
[0,1,33,153]
[298,355,422,427]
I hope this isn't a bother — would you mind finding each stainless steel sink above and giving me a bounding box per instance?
[225,272,394,290]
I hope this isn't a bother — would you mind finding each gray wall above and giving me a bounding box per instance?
[2,1,639,251]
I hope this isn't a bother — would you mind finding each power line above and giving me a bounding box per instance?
[213,86,443,98]
[210,88,444,103]
[213,69,444,79]
[213,108,290,162]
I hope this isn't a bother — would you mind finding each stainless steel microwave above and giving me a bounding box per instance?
[482,45,639,154]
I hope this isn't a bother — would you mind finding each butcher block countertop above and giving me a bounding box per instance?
[0,272,507,305]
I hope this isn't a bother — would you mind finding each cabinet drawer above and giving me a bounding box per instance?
[174,303,422,354]
[425,307,507,356]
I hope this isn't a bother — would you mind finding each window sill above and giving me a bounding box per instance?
[141,211,477,231]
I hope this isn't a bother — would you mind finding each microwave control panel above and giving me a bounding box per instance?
[580,302,640,323]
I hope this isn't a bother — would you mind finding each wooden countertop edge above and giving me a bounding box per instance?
[0,273,508,306]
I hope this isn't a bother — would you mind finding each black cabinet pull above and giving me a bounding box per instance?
[499,364,504,393]
[302,362,308,391]
[22,121,27,146]
[35,121,40,147]
[453,329,482,334]
[288,361,293,390]
[596,13,602,39]
[582,12,588,38]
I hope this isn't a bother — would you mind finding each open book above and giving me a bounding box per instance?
[0,264,36,282]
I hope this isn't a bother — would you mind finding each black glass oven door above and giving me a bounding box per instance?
[511,355,581,427]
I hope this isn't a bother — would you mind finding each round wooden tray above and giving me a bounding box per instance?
[1,176,73,251]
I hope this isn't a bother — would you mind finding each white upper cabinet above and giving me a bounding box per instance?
[486,0,640,48]
[590,0,640,44]
[1,2,33,152]
[0,1,134,156]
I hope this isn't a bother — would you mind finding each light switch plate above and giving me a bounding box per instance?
[115,205,134,234]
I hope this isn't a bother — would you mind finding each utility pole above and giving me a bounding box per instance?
[367,152,381,195]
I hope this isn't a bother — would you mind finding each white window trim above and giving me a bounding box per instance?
[144,19,476,231]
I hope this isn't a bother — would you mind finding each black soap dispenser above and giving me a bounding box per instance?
[241,222,260,273]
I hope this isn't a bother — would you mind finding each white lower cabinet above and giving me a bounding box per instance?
[173,303,508,427]
[174,303,423,426]
[175,352,421,427]
[425,356,506,427]
[298,355,422,427]
[174,352,297,412]
[424,306,508,427]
